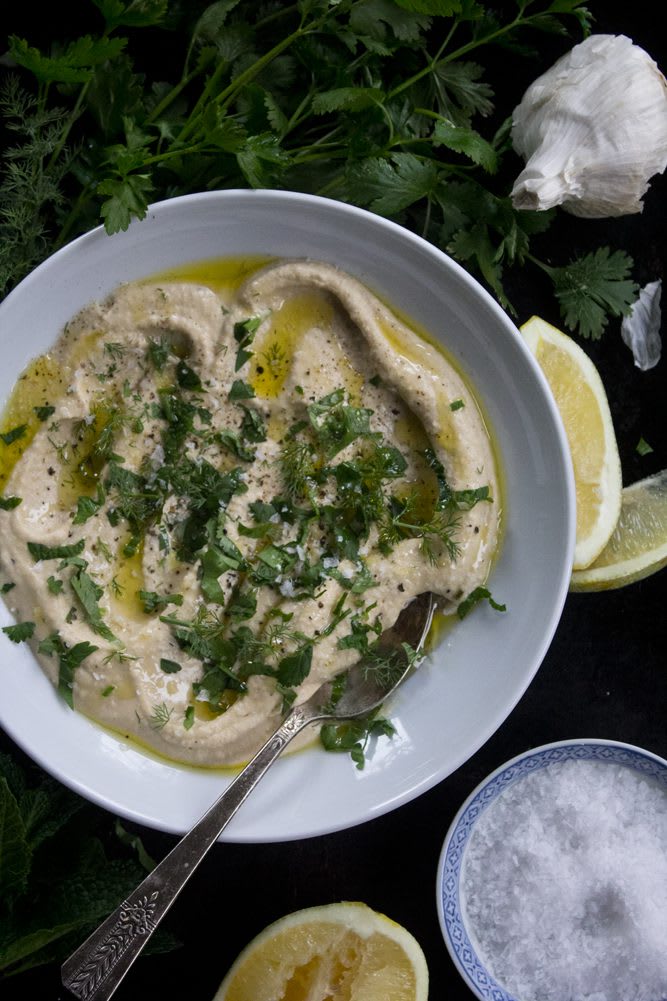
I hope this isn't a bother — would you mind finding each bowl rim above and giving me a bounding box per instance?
[435,737,667,1001]
[0,189,577,841]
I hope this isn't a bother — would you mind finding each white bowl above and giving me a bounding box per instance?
[436,738,667,1001]
[0,190,575,842]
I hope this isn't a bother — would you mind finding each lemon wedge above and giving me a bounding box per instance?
[570,470,667,590]
[212,901,429,1001]
[520,316,622,570]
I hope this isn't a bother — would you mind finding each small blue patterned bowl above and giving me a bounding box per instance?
[435,738,667,1001]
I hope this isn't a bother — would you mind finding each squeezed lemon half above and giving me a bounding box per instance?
[212,901,429,1001]
[520,316,622,570]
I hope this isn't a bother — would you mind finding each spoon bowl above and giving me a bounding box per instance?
[61,592,435,1001]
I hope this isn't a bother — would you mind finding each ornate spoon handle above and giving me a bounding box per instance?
[61,704,313,1001]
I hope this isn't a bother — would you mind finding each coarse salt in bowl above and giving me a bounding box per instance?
[436,738,667,1001]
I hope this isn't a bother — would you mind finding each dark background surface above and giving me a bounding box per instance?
[1,3,666,999]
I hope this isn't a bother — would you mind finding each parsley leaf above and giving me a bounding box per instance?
[2,621,35,643]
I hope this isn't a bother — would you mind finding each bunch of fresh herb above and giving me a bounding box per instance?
[0,0,638,338]
[0,750,177,979]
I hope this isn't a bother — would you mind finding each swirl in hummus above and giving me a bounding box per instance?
[0,259,500,766]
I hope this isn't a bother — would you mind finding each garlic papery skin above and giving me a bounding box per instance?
[510,34,667,218]
[621,280,662,371]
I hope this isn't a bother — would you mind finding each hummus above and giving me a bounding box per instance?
[0,259,500,766]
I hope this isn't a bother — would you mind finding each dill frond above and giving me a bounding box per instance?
[0,76,74,296]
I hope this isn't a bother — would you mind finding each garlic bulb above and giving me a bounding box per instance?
[510,34,667,217]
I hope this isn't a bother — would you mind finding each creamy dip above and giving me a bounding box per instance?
[0,259,500,766]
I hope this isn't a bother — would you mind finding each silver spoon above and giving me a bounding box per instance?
[61,592,435,1001]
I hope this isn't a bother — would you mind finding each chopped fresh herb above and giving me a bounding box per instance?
[34,405,56,421]
[138,590,184,614]
[229,379,256,401]
[176,360,202,391]
[28,539,86,562]
[159,658,182,674]
[72,487,105,525]
[216,430,256,462]
[320,714,395,770]
[1,582,15,593]
[38,633,98,708]
[149,702,173,730]
[70,568,117,642]
[2,621,35,643]
[0,495,22,510]
[147,337,170,370]
[636,437,653,456]
[101,684,115,697]
[450,399,465,411]
[239,405,267,444]
[183,705,195,730]
[457,586,506,620]
[47,575,64,595]
[276,644,313,688]
[0,424,27,445]
[234,316,262,371]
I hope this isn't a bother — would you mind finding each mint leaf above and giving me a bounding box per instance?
[27,539,85,562]
[0,777,30,903]
[38,634,99,708]
[276,644,313,687]
[71,570,117,642]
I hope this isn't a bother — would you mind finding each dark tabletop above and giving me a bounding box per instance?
[1,2,666,999]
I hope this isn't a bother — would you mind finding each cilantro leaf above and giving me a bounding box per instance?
[345,154,440,216]
[432,119,498,173]
[0,496,22,510]
[543,248,639,341]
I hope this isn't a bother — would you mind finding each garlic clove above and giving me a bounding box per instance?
[511,34,667,218]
